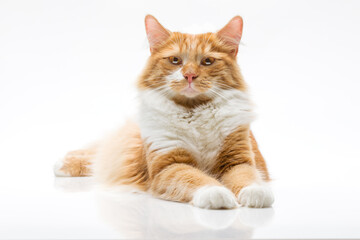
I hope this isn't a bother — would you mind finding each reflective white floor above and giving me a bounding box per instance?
[1,178,360,239]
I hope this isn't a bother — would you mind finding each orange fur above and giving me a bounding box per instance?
[59,121,270,202]
[211,125,254,177]
[94,121,148,191]
[60,149,95,177]
[137,31,246,108]
[56,15,273,208]
[250,131,270,181]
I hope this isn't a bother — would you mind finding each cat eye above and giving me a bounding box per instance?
[169,56,182,65]
[201,57,215,66]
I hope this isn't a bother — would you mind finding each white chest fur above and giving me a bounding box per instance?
[138,90,255,171]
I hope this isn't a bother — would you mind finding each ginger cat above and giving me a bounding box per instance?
[54,15,274,209]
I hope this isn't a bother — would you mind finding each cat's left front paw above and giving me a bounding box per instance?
[238,183,274,208]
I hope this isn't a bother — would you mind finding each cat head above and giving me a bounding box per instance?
[138,15,246,107]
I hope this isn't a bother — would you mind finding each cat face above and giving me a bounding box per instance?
[138,15,246,106]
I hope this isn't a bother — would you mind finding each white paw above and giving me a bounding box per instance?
[192,186,238,209]
[238,183,274,208]
[53,159,70,177]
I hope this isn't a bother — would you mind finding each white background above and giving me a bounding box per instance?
[1,0,360,239]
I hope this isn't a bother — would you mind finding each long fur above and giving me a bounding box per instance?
[54,15,274,209]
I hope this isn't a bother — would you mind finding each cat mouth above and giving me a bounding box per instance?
[180,85,201,98]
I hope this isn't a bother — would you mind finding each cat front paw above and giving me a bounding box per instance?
[238,183,274,208]
[192,186,238,209]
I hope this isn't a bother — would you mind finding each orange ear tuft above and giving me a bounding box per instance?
[145,15,171,53]
[217,16,243,56]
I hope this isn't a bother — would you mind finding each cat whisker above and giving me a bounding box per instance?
[209,88,230,102]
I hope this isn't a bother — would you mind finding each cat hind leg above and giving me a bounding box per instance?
[54,148,96,177]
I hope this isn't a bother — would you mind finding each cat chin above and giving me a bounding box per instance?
[179,88,202,98]
[180,92,201,98]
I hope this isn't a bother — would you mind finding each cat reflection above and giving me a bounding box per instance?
[96,191,274,239]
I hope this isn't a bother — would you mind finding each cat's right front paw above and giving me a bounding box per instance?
[192,186,238,209]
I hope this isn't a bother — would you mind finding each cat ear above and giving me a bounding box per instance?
[145,15,171,52]
[217,16,243,56]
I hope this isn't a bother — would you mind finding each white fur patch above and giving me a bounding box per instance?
[165,68,183,82]
[138,89,255,171]
[238,183,274,208]
[192,186,238,209]
[53,159,70,177]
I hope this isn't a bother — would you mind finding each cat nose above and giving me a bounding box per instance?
[183,73,198,83]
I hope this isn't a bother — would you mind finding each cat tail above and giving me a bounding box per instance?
[53,143,98,177]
